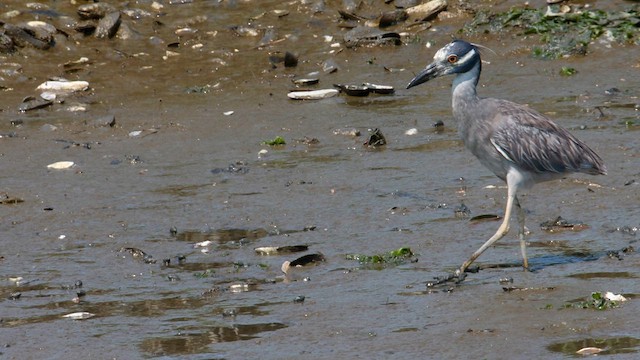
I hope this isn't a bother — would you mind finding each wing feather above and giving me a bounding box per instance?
[490,101,606,175]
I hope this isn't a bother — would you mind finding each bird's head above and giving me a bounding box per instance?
[406,40,481,89]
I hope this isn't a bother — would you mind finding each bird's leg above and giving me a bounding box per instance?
[514,196,528,270]
[457,193,516,275]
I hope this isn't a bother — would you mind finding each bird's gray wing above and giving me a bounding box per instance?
[490,102,604,175]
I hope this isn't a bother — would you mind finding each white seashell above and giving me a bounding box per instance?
[405,128,418,135]
[223,111,234,116]
[47,161,75,170]
[287,89,339,100]
[604,292,627,302]
[62,312,95,320]
[576,347,603,355]
[193,240,213,248]
[36,80,89,93]
[40,92,56,101]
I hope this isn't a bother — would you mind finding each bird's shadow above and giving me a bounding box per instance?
[428,248,627,288]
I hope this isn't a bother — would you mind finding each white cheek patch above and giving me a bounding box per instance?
[457,48,477,65]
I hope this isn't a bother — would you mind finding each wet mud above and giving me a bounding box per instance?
[1,0,639,358]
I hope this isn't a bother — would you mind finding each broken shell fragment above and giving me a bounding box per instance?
[604,292,627,302]
[287,89,339,100]
[292,78,319,86]
[363,83,395,94]
[47,161,75,170]
[334,84,370,97]
[63,312,95,320]
[255,245,309,255]
[289,253,325,267]
[576,347,603,355]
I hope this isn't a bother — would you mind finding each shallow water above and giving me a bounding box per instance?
[1,0,639,359]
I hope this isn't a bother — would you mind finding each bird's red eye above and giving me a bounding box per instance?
[447,55,458,63]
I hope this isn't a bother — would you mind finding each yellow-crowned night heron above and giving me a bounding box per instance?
[407,40,606,276]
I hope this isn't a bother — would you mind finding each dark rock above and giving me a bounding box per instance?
[77,3,117,20]
[283,51,298,67]
[88,114,116,127]
[95,11,121,39]
[0,33,15,53]
[3,24,51,50]
[18,97,53,112]
[343,26,401,48]
[74,21,97,36]
[379,9,408,27]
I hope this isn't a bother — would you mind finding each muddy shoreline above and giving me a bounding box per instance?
[1,0,639,358]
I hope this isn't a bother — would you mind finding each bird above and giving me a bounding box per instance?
[406,40,606,277]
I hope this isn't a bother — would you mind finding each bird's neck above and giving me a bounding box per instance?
[451,61,480,106]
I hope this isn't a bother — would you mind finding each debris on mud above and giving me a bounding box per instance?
[364,128,386,147]
[345,247,415,266]
[540,216,589,232]
[211,161,249,175]
[566,291,627,310]
[0,193,24,204]
[118,247,157,264]
[262,136,286,146]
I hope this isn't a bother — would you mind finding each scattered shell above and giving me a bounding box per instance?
[363,83,395,94]
[470,214,501,223]
[18,97,52,112]
[322,59,339,73]
[334,84,370,97]
[229,283,251,293]
[287,89,339,100]
[193,240,213,248]
[223,110,234,116]
[62,312,95,320]
[9,276,23,283]
[343,26,401,48]
[333,128,360,136]
[40,92,57,101]
[405,128,418,135]
[405,0,448,23]
[47,161,75,170]
[604,292,627,302]
[255,245,309,255]
[272,9,289,17]
[576,347,603,355]
[289,253,325,267]
[292,78,319,86]
[36,80,89,93]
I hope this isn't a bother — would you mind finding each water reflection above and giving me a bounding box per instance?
[547,336,640,356]
[140,322,287,356]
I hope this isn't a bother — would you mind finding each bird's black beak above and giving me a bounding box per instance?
[406,62,443,89]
